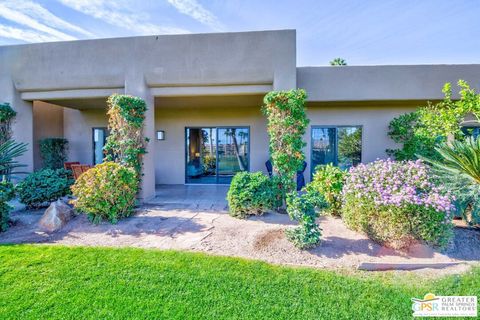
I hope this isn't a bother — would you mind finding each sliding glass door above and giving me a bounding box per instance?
[186,127,249,184]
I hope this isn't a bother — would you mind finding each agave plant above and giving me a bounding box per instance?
[421,136,480,226]
[0,139,28,180]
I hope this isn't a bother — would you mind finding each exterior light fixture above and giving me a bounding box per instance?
[156,130,165,140]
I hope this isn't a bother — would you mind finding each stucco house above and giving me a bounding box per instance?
[2,29,480,200]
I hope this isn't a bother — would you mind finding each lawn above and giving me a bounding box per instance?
[0,245,478,319]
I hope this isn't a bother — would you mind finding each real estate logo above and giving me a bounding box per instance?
[411,293,477,317]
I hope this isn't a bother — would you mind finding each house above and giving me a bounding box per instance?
[2,29,480,201]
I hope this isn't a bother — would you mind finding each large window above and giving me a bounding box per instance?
[92,127,109,165]
[186,127,249,184]
[311,126,362,175]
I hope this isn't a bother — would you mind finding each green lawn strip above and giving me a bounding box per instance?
[0,245,478,319]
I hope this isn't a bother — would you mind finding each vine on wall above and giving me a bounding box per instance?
[104,94,148,178]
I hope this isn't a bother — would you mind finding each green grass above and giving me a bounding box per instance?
[0,245,478,319]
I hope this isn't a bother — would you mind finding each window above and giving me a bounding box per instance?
[92,128,109,165]
[311,126,362,175]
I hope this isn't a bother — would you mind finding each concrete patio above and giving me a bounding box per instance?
[149,184,229,211]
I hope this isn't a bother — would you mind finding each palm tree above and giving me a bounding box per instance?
[421,136,480,225]
[329,58,347,66]
[0,139,28,180]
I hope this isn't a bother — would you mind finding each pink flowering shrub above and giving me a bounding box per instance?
[342,159,454,249]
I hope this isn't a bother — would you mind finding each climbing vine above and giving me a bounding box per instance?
[262,89,309,194]
[104,94,148,177]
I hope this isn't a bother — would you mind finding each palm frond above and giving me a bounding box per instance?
[0,139,28,178]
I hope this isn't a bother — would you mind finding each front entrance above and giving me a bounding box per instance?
[185,127,250,184]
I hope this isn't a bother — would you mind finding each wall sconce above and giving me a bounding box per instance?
[156,130,165,140]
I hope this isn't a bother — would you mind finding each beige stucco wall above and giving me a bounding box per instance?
[63,108,108,165]
[155,106,269,184]
[305,102,418,179]
[153,101,417,184]
[32,101,64,170]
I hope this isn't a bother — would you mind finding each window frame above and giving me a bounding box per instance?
[310,125,363,178]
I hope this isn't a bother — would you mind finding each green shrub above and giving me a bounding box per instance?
[16,168,73,209]
[342,159,454,249]
[71,162,138,224]
[304,164,345,216]
[285,192,324,249]
[0,102,16,145]
[0,180,15,232]
[39,138,69,169]
[227,172,282,219]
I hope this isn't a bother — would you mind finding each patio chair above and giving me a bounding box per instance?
[71,164,83,180]
[64,161,80,171]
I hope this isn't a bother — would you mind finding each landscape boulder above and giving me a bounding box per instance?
[38,200,74,232]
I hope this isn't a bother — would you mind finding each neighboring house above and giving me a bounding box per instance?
[1,29,480,200]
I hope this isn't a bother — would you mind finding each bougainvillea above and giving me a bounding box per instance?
[342,159,454,249]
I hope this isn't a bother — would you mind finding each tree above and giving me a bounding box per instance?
[329,58,347,66]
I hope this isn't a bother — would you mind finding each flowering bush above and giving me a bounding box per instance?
[71,162,138,224]
[342,159,454,249]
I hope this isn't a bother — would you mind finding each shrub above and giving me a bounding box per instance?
[422,137,480,226]
[262,89,309,196]
[16,168,73,209]
[342,159,454,249]
[304,164,345,216]
[285,191,325,249]
[71,162,138,224]
[227,172,282,219]
[39,138,69,169]
[0,180,15,232]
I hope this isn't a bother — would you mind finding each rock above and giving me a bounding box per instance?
[38,200,74,232]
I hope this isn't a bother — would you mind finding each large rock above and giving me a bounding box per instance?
[38,200,74,232]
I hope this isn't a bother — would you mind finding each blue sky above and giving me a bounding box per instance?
[0,0,478,66]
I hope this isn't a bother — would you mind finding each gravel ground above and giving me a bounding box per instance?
[1,204,478,276]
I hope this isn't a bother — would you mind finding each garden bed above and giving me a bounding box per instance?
[0,206,478,276]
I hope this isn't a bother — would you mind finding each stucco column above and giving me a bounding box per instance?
[2,80,34,176]
[124,78,156,202]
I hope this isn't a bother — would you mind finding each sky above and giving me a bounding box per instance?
[0,0,479,66]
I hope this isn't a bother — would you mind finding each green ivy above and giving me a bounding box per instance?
[104,94,148,178]
[262,89,309,194]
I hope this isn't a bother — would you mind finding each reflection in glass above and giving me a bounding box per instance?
[186,127,249,184]
[311,126,362,174]
[93,128,109,165]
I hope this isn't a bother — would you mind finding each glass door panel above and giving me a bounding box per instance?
[93,128,109,165]
[217,127,249,184]
[186,127,249,184]
[337,127,362,170]
[186,128,217,184]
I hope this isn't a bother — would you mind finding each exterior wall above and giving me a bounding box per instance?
[298,65,480,102]
[63,108,108,165]
[155,106,269,184]
[32,101,64,170]
[304,102,418,180]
